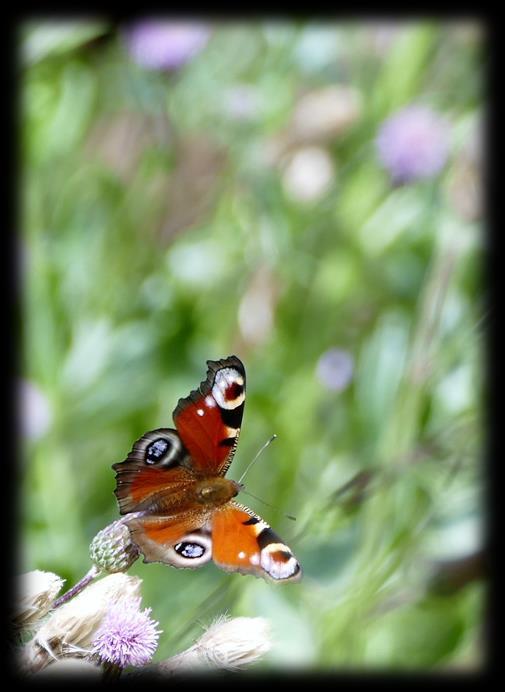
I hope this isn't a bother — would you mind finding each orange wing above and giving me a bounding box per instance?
[211,502,302,582]
[125,502,302,581]
[124,512,213,568]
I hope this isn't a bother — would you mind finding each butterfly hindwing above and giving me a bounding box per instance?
[124,513,213,569]
[211,502,302,583]
[124,502,301,582]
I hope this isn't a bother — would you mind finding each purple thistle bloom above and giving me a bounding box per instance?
[376,105,450,184]
[124,20,210,71]
[316,348,354,392]
[91,598,161,669]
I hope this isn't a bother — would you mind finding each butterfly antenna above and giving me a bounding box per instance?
[237,434,278,485]
[237,434,297,521]
[240,488,297,522]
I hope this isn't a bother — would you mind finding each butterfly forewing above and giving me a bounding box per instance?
[172,356,246,476]
[113,428,196,515]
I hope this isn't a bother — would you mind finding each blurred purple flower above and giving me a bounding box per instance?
[19,379,52,440]
[376,105,450,183]
[316,349,354,392]
[91,597,161,669]
[124,20,210,71]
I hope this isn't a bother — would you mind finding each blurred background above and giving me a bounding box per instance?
[19,18,485,670]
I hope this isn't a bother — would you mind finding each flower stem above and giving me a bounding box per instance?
[102,662,123,681]
[51,565,101,609]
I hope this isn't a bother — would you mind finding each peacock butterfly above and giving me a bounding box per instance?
[112,356,301,583]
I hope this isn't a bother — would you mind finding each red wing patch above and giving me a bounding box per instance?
[173,356,246,476]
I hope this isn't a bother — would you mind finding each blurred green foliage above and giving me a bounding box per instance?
[20,19,485,670]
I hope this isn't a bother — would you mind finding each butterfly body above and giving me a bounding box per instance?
[112,356,301,583]
[193,476,242,507]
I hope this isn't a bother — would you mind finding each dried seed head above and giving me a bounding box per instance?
[158,615,271,673]
[23,573,142,673]
[291,86,362,143]
[89,519,139,573]
[13,570,65,632]
[197,616,272,669]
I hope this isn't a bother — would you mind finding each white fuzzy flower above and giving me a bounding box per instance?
[196,616,272,668]
[282,146,335,203]
[23,573,142,673]
[14,570,65,631]
[291,86,362,143]
[158,616,271,673]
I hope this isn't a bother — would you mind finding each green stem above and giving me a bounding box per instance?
[102,661,123,681]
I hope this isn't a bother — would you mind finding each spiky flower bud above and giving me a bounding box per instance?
[89,519,139,573]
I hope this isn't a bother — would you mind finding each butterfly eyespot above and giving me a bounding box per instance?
[212,368,245,410]
[145,438,169,464]
[174,541,206,559]
[144,432,182,466]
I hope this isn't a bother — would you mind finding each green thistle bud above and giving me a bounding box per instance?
[89,520,139,573]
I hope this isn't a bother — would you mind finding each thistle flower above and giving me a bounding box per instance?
[316,348,354,392]
[91,597,161,673]
[13,570,65,633]
[376,105,450,184]
[123,20,210,71]
[157,616,271,673]
[89,519,139,573]
[22,573,142,673]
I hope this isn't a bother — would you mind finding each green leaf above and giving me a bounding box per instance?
[22,21,109,65]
